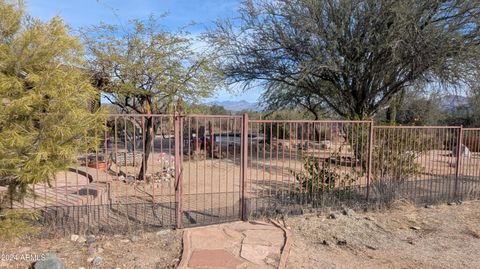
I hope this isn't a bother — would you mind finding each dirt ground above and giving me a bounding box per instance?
[285,200,480,269]
[0,229,182,269]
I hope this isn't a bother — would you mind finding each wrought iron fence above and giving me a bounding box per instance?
[2,114,480,235]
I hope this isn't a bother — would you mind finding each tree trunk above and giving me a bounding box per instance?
[386,106,397,124]
[138,116,155,180]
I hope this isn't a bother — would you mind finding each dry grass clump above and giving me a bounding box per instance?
[467,223,480,239]
[389,199,415,211]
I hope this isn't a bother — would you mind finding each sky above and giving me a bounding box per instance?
[26,0,262,103]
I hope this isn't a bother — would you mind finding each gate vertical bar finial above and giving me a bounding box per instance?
[454,126,463,199]
[366,120,374,202]
[241,113,249,221]
[174,112,184,229]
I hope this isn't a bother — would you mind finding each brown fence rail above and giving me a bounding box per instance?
[2,115,480,235]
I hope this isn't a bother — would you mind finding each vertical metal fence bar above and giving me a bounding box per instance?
[366,121,374,202]
[454,126,463,199]
[174,113,183,229]
[241,113,249,221]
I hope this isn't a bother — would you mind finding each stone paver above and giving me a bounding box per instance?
[240,244,280,265]
[188,249,243,268]
[179,221,288,269]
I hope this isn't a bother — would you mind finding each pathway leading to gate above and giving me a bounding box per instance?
[178,220,291,269]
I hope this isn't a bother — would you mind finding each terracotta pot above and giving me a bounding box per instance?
[87,161,107,171]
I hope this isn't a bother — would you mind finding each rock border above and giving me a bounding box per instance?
[270,219,292,269]
[177,230,191,269]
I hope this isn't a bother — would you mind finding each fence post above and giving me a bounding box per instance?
[174,112,183,229]
[366,120,374,202]
[454,126,463,200]
[240,113,249,221]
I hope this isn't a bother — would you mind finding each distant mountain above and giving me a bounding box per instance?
[207,100,261,112]
[441,95,470,111]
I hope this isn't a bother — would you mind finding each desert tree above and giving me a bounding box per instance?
[83,16,218,179]
[205,0,480,119]
[261,83,327,120]
[0,0,104,219]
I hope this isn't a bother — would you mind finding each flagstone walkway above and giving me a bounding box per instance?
[178,221,291,269]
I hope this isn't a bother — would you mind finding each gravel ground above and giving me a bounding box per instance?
[285,200,480,269]
[0,229,182,269]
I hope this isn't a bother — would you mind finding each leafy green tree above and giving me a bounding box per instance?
[0,0,104,209]
[84,16,217,179]
[206,0,480,119]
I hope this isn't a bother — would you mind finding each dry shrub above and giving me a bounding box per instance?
[389,199,415,211]
[371,129,425,206]
[467,223,480,239]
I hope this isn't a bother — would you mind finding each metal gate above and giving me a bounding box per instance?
[176,114,247,228]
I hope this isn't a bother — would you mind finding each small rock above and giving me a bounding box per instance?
[275,207,286,214]
[342,208,355,217]
[337,239,347,246]
[126,175,136,183]
[70,234,80,242]
[328,212,339,219]
[91,256,103,267]
[78,267,86,269]
[156,230,171,236]
[86,258,94,263]
[447,202,456,206]
[457,200,463,205]
[34,253,65,269]
[78,236,86,243]
[322,240,332,246]
[425,204,433,209]
[365,216,375,221]
[365,245,378,250]
[97,247,104,254]
[120,239,130,243]
[86,235,96,245]
[98,225,109,233]
[130,235,140,242]
[410,226,421,230]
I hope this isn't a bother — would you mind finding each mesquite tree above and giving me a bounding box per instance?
[84,16,217,180]
[205,0,480,119]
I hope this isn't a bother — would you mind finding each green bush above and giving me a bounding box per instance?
[0,209,39,239]
[291,155,355,196]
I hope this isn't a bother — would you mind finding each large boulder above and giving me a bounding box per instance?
[34,253,65,269]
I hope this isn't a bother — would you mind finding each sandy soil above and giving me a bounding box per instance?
[285,200,480,269]
[0,229,182,269]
